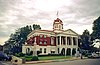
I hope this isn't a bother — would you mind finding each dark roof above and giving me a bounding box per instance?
[54,18,63,24]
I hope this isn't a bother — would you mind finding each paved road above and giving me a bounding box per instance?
[0,61,13,65]
[23,59,100,65]
[0,59,100,65]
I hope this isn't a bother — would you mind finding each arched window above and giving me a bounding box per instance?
[26,48,30,54]
[51,37,54,45]
[66,48,71,55]
[59,25,61,29]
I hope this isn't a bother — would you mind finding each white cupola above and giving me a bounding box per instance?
[53,18,63,33]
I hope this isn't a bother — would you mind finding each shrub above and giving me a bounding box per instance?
[25,57,32,61]
[25,55,33,58]
[38,54,62,57]
[24,55,39,61]
[24,55,33,61]
[31,56,39,61]
[15,53,25,57]
[15,53,20,57]
[19,53,25,57]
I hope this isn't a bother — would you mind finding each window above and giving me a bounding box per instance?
[26,48,30,54]
[51,51,55,54]
[56,24,58,28]
[55,24,58,28]
[44,48,46,53]
[63,36,66,45]
[44,35,47,38]
[67,37,71,45]
[40,42,42,44]
[55,25,57,28]
[51,37,54,45]
[44,42,47,44]
[40,48,42,53]
[40,35,42,38]
[73,37,77,45]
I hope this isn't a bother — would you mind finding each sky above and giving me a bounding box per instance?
[0,0,100,45]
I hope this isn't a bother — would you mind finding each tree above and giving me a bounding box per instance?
[4,25,32,54]
[91,16,100,40]
[80,29,91,50]
[33,24,41,30]
[3,24,41,54]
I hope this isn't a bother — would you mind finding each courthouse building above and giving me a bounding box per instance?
[22,18,79,56]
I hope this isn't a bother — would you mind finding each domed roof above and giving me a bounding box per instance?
[54,18,62,23]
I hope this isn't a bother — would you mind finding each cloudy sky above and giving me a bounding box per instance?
[0,0,100,45]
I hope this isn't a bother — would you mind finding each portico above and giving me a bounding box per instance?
[56,29,79,56]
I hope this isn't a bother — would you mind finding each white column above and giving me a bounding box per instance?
[71,37,73,46]
[76,37,78,46]
[65,48,66,57]
[66,36,67,46]
[71,48,73,56]
[59,36,61,53]
[56,36,58,45]
[60,36,61,46]
[56,36,58,54]
[33,46,37,56]
[47,46,51,54]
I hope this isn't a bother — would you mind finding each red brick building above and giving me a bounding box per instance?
[22,18,79,56]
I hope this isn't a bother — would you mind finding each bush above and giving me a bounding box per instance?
[15,53,25,57]
[15,53,20,57]
[24,55,39,61]
[38,54,62,57]
[31,56,39,61]
[25,55,33,58]
[25,57,32,61]
[19,53,25,57]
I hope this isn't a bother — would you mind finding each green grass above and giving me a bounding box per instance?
[20,55,39,61]
[38,56,71,60]
[19,55,72,61]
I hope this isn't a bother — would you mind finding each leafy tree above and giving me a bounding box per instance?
[91,16,100,40]
[4,24,41,55]
[33,24,41,30]
[80,29,91,50]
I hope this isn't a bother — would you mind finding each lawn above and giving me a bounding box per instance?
[38,56,71,60]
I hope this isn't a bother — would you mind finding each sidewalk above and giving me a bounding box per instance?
[24,57,87,64]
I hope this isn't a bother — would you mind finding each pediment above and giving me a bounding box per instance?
[62,29,78,36]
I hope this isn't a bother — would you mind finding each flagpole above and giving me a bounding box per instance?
[57,11,59,18]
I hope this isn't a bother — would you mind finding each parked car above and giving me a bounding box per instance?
[0,51,12,61]
[87,52,100,59]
